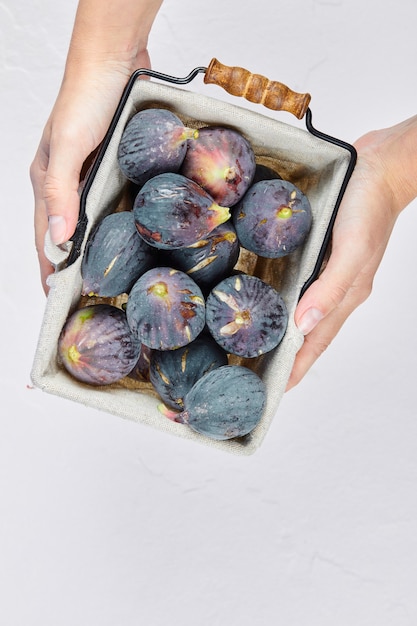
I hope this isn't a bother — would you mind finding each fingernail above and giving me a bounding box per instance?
[297,307,323,335]
[48,215,67,245]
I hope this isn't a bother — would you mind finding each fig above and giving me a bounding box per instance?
[160,365,266,440]
[180,126,256,206]
[58,304,141,385]
[160,220,240,294]
[150,335,228,410]
[233,178,312,258]
[127,344,152,382]
[206,273,288,358]
[126,267,206,350]
[81,211,157,297]
[251,163,282,184]
[117,108,198,186]
[133,172,231,249]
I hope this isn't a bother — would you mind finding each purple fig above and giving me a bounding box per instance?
[125,267,206,350]
[117,108,198,186]
[160,365,266,440]
[160,220,240,294]
[133,172,230,249]
[251,163,282,184]
[81,211,156,297]
[58,304,141,385]
[127,344,152,382]
[233,178,312,258]
[150,335,228,410]
[180,126,256,206]
[206,273,288,358]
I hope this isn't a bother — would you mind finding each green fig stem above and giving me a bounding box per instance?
[68,345,81,364]
[149,281,168,298]
[277,206,293,219]
[210,203,231,228]
[157,403,187,424]
[224,166,237,183]
[183,127,199,141]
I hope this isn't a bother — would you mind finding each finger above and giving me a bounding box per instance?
[287,286,360,391]
[31,144,54,294]
[35,202,54,295]
[295,214,373,335]
[294,147,399,337]
[287,241,389,391]
[294,190,396,335]
[43,123,89,245]
[31,125,89,293]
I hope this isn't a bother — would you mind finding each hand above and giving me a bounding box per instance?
[30,58,149,294]
[30,0,163,294]
[287,115,417,390]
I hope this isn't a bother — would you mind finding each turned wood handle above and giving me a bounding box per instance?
[204,58,311,120]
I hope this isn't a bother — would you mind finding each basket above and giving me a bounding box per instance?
[31,59,356,455]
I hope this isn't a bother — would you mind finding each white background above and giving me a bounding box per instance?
[1,1,417,624]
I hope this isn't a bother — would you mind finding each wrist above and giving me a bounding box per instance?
[64,0,163,76]
[64,35,148,81]
[356,115,417,217]
[387,115,417,213]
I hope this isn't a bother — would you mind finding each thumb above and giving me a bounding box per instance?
[43,135,86,245]
[294,218,373,336]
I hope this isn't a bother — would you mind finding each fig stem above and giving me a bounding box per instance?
[182,127,199,141]
[150,281,168,298]
[209,203,231,228]
[277,206,293,219]
[68,345,80,364]
[157,403,187,424]
[224,166,237,183]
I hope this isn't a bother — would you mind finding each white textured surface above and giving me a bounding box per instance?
[1,0,417,624]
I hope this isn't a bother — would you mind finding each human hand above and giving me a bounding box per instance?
[30,0,163,294]
[30,58,149,294]
[287,115,417,390]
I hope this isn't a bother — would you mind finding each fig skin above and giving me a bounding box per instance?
[251,163,282,184]
[233,178,313,258]
[117,108,198,186]
[127,344,152,382]
[133,172,231,249]
[150,335,228,410]
[180,126,256,207]
[125,267,206,350]
[81,211,157,297]
[206,273,288,358]
[160,220,240,294]
[58,304,141,385]
[160,365,266,440]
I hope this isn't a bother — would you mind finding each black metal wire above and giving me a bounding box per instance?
[297,108,357,298]
[130,66,207,85]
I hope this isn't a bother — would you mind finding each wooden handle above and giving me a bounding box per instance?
[204,58,311,120]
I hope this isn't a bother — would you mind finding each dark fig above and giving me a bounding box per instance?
[117,108,198,186]
[81,211,156,297]
[180,126,256,206]
[206,273,288,358]
[58,304,141,385]
[150,335,228,410]
[133,172,230,249]
[127,343,152,382]
[160,365,266,440]
[160,220,240,294]
[125,267,206,350]
[233,178,312,258]
[251,163,282,184]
